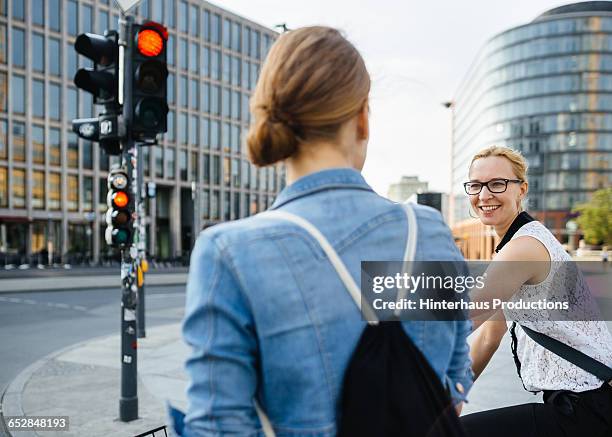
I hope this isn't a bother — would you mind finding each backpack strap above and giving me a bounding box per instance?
[261,203,418,325]
[520,324,612,387]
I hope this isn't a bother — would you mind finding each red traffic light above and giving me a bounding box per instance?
[112,191,129,208]
[137,29,164,57]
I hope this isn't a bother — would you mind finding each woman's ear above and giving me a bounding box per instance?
[357,100,369,140]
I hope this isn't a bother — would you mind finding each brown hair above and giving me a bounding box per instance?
[469,146,528,183]
[246,26,371,166]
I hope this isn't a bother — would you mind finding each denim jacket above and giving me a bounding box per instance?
[181,168,473,436]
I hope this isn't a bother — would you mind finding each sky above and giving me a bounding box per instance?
[213,0,583,196]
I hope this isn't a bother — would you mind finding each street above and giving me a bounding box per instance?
[0,284,186,401]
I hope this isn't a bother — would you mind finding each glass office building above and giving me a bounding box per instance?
[451,2,612,259]
[0,0,281,265]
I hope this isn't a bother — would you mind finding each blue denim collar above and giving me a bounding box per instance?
[270,167,374,210]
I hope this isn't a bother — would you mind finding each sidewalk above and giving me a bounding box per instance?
[0,271,188,293]
[1,320,549,437]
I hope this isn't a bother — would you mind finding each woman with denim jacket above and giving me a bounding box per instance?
[179,26,473,436]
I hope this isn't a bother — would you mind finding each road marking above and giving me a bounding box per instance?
[0,296,89,312]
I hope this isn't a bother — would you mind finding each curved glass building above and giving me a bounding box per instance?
[451,1,612,259]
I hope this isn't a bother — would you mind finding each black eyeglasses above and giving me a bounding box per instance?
[463,178,523,195]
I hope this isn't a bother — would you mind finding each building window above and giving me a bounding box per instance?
[97,177,107,212]
[223,156,230,186]
[222,53,230,83]
[232,22,241,52]
[32,0,44,25]
[49,128,60,166]
[67,175,78,211]
[179,74,187,107]
[233,192,239,219]
[243,27,250,57]
[81,3,92,33]
[32,80,45,118]
[142,146,150,176]
[242,60,249,89]
[190,151,197,181]
[224,191,230,220]
[251,30,260,59]
[0,24,6,64]
[202,153,210,184]
[211,85,219,114]
[167,110,175,141]
[12,168,25,208]
[48,173,60,210]
[32,171,44,209]
[212,155,220,185]
[67,42,77,77]
[189,41,198,72]
[12,0,24,20]
[0,119,6,160]
[201,117,209,147]
[231,158,239,187]
[67,0,78,35]
[212,50,220,81]
[190,79,198,109]
[231,56,240,86]
[201,82,209,112]
[0,72,7,112]
[178,1,187,33]
[49,83,61,120]
[165,0,174,27]
[32,33,44,72]
[211,14,220,45]
[211,190,219,219]
[178,112,187,144]
[83,141,93,169]
[222,122,230,153]
[179,149,187,181]
[179,38,187,70]
[152,0,162,22]
[12,121,25,162]
[49,38,61,76]
[98,9,109,33]
[202,10,210,41]
[0,166,7,207]
[231,90,240,120]
[154,145,163,178]
[201,189,209,219]
[167,72,174,104]
[32,125,44,164]
[222,88,230,118]
[49,0,60,30]
[67,88,77,121]
[241,160,249,188]
[67,133,78,168]
[202,46,209,77]
[12,28,24,67]
[83,176,93,211]
[189,115,198,145]
[167,35,174,65]
[166,147,175,178]
[211,120,219,149]
[189,4,198,35]
[223,18,231,49]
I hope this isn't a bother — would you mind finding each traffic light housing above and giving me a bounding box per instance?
[72,31,123,155]
[106,167,133,247]
[131,22,168,140]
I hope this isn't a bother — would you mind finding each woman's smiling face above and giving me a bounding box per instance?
[468,156,527,228]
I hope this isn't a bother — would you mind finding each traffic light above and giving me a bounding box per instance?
[106,167,133,247]
[72,31,123,155]
[131,22,168,140]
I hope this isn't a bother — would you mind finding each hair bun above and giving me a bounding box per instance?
[247,110,299,166]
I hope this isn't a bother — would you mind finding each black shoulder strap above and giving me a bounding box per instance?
[521,324,612,385]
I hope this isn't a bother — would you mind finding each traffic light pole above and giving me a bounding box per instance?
[136,143,146,339]
[118,14,138,423]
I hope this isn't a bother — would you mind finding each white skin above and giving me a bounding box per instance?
[284,102,369,185]
[466,156,551,380]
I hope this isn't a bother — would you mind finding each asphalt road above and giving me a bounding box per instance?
[0,284,186,401]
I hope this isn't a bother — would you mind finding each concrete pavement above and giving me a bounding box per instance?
[1,317,552,437]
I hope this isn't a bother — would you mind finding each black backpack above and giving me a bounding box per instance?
[265,204,467,437]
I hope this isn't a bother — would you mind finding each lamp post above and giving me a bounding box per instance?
[442,100,455,228]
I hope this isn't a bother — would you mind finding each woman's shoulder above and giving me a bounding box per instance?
[509,220,568,261]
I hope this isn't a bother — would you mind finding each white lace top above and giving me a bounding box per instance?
[503,221,612,393]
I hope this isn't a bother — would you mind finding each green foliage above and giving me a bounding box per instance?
[572,188,612,245]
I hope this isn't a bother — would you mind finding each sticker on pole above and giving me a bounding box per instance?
[124,309,136,321]
[114,0,141,13]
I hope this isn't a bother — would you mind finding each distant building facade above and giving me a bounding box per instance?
[417,192,449,223]
[0,0,281,266]
[451,1,612,259]
[387,176,428,203]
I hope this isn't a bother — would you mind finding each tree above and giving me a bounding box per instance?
[572,188,612,245]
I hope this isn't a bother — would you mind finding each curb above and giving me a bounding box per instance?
[0,332,130,437]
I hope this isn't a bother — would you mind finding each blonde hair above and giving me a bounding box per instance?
[469,146,528,183]
[246,26,371,166]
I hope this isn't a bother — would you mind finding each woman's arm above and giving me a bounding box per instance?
[470,314,508,381]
